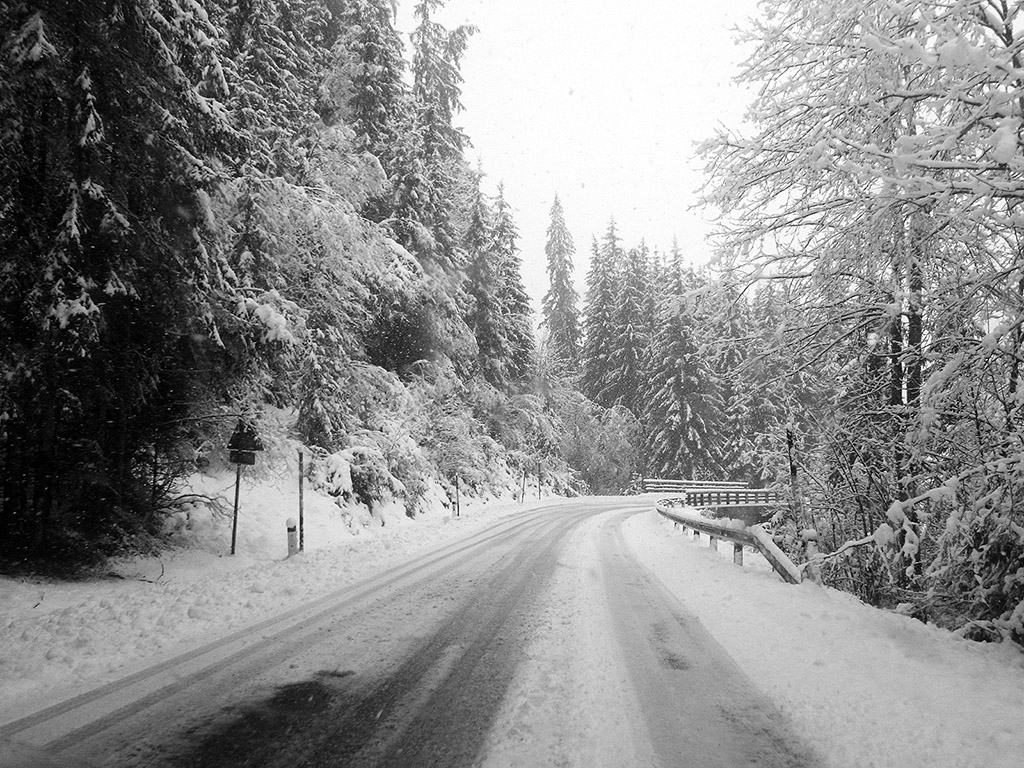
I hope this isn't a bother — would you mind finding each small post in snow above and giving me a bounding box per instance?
[709,534,718,551]
[520,468,526,503]
[537,460,542,500]
[733,542,744,566]
[454,475,460,517]
[286,517,299,558]
[298,449,305,552]
[230,463,242,556]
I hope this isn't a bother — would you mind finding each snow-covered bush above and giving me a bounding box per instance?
[926,476,1024,645]
[309,442,404,526]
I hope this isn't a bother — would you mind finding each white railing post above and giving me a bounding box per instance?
[733,542,744,565]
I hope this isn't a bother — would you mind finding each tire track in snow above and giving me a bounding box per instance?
[2,500,619,767]
[599,511,821,767]
[0,501,585,761]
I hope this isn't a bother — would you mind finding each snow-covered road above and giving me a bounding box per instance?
[479,506,817,768]
[1,500,818,767]
[4,496,1023,768]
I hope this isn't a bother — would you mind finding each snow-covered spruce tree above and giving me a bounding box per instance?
[208,0,413,446]
[463,174,509,387]
[641,264,724,480]
[321,0,477,376]
[644,244,668,339]
[490,184,534,385]
[391,0,476,273]
[326,0,407,163]
[702,280,752,483]
[580,222,623,407]
[600,244,651,417]
[0,0,238,562]
[206,0,342,409]
[727,282,806,488]
[702,0,1024,636]
[541,194,581,376]
[345,0,478,375]
[213,0,330,179]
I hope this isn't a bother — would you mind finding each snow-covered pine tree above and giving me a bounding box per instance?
[644,243,666,339]
[463,175,508,386]
[705,281,751,482]
[491,184,534,385]
[600,244,650,417]
[0,0,236,559]
[580,222,623,407]
[642,264,724,480]
[541,194,581,377]
[392,0,476,271]
[327,0,407,161]
[214,0,329,178]
[326,0,411,233]
[210,0,336,309]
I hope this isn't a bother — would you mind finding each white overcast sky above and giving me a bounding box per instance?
[396,0,762,310]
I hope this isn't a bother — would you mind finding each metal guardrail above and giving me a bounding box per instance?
[641,478,748,493]
[655,498,802,584]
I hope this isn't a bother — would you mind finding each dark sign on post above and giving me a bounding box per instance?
[228,420,264,465]
[228,420,264,555]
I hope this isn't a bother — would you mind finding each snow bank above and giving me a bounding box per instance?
[0,468,547,724]
[624,511,1024,768]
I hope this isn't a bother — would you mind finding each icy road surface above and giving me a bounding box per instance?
[1,500,817,767]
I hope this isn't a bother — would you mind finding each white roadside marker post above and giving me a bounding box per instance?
[287,517,299,558]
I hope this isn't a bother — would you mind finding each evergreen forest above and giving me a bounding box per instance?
[1,0,1022,646]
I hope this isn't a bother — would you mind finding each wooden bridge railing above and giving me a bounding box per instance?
[682,489,783,508]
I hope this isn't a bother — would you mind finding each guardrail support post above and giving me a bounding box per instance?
[709,535,718,551]
[693,528,700,542]
[733,542,744,566]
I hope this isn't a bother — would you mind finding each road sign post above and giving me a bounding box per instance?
[227,420,264,556]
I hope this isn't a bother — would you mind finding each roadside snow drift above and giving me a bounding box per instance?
[624,509,1024,768]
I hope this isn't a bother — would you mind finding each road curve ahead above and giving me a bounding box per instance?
[1,499,820,768]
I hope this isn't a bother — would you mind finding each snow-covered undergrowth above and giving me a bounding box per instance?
[0,462,546,724]
[625,510,1024,768]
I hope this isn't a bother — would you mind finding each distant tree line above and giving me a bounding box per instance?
[542,214,780,493]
